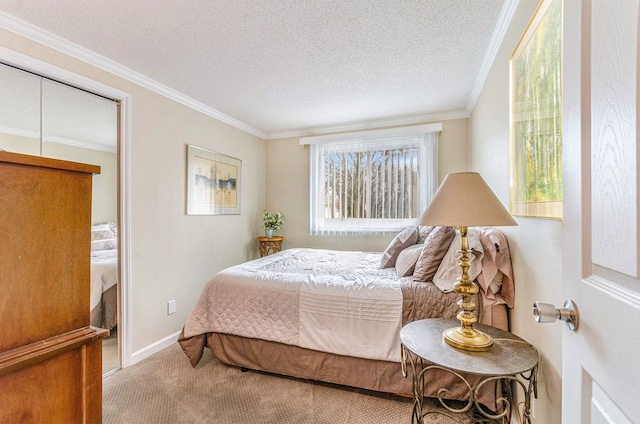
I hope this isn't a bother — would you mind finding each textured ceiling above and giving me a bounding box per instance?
[0,1,507,138]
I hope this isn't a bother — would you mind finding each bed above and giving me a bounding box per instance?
[90,222,118,330]
[179,226,514,406]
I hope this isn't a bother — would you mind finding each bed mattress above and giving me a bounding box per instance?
[182,248,474,363]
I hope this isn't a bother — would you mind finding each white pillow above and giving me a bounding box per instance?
[380,226,419,268]
[395,244,424,277]
[91,238,117,251]
[91,223,116,241]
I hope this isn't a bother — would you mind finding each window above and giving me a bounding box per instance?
[304,124,440,235]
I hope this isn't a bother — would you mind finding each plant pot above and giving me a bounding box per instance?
[265,229,274,238]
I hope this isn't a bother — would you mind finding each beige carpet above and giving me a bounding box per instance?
[103,343,473,424]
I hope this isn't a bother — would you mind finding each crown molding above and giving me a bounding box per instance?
[266,109,469,140]
[0,12,267,140]
[299,123,443,145]
[0,125,38,140]
[466,0,521,113]
[44,134,117,153]
[0,125,116,153]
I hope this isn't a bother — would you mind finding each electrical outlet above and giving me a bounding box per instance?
[167,300,176,315]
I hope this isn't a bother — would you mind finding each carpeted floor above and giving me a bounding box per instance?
[103,343,472,424]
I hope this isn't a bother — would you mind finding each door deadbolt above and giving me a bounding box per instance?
[532,299,579,331]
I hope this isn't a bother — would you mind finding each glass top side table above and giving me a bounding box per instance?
[400,318,538,424]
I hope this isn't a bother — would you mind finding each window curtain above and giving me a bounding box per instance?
[309,131,438,235]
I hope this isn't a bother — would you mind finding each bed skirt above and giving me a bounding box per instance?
[90,284,117,330]
[178,303,508,409]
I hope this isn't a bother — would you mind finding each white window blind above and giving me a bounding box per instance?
[307,127,439,235]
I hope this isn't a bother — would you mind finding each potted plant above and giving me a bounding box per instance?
[262,210,285,238]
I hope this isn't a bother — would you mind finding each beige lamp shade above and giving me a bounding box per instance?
[419,172,517,227]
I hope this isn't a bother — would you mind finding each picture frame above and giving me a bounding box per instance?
[186,145,241,215]
[509,0,563,219]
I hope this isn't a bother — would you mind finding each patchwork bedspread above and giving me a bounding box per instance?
[183,248,468,363]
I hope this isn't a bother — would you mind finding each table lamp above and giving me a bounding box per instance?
[419,172,517,351]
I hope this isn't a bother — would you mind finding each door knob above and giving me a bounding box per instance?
[532,299,579,331]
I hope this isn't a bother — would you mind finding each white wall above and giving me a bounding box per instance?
[265,118,470,251]
[128,92,265,350]
[0,28,267,355]
[469,0,563,422]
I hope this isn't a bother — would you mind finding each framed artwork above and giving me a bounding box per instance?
[186,145,241,215]
[509,0,563,219]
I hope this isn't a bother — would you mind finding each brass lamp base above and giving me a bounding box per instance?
[443,325,494,352]
[439,225,495,352]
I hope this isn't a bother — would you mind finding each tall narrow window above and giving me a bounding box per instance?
[305,125,439,235]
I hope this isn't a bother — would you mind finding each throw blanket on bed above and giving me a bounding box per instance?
[183,248,404,362]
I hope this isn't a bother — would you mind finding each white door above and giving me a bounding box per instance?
[562,0,640,422]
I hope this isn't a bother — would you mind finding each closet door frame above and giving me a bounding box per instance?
[0,46,133,368]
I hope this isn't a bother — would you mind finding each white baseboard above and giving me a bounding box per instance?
[129,330,181,367]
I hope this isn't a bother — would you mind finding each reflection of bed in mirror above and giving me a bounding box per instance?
[90,222,118,330]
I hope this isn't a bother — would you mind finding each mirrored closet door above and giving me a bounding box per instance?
[0,64,41,154]
[0,63,120,376]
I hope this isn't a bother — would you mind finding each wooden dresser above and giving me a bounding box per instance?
[0,152,109,423]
